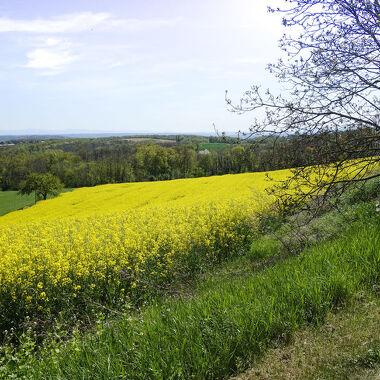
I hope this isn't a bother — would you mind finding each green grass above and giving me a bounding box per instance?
[0,191,36,216]
[234,295,380,379]
[0,189,73,216]
[198,142,229,151]
[15,201,379,379]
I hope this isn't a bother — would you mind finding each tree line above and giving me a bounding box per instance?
[0,136,323,191]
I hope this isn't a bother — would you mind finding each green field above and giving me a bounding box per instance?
[0,191,36,216]
[0,189,73,216]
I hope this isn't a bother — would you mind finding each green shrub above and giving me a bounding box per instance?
[250,236,283,259]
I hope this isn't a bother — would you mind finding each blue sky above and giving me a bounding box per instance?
[0,0,285,135]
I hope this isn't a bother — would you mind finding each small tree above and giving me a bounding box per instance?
[19,173,64,202]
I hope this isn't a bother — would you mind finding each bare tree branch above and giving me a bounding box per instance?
[228,0,380,214]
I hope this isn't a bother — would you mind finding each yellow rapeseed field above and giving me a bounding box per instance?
[0,170,292,328]
[0,171,287,224]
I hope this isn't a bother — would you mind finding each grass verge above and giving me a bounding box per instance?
[233,294,380,379]
[9,201,378,379]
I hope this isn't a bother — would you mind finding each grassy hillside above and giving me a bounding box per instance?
[234,295,380,379]
[7,199,379,379]
[0,170,377,379]
[0,191,35,216]
[0,189,73,217]
[0,169,294,343]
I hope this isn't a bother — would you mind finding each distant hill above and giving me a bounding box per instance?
[0,132,214,142]
[0,135,65,142]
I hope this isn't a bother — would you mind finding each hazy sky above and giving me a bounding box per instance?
[0,0,285,135]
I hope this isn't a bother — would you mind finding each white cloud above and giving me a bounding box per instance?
[0,12,181,34]
[25,48,78,70]
[1,12,181,73]
[24,38,78,72]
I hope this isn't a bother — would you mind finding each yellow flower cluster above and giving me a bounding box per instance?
[0,170,291,322]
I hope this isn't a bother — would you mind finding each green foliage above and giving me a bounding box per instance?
[250,176,380,258]
[340,178,380,205]
[198,142,228,151]
[18,173,64,201]
[249,235,283,259]
[353,348,380,369]
[0,134,337,190]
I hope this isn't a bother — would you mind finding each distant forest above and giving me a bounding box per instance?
[0,134,333,190]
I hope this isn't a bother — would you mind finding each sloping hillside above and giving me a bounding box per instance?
[0,170,291,225]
